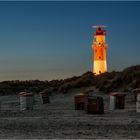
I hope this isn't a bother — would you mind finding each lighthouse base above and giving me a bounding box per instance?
[93,60,107,75]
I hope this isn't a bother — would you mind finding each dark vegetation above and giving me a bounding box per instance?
[0,65,139,95]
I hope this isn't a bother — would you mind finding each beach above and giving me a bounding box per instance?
[0,89,140,139]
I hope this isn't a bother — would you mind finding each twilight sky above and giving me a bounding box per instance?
[0,1,139,81]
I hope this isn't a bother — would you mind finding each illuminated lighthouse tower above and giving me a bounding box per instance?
[92,26,108,75]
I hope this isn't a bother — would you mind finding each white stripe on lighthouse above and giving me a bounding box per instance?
[93,60,107,75]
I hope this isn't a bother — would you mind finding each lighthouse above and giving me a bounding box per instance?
[92,26,108,75]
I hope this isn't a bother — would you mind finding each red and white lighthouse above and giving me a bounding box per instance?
[92,26,108,75]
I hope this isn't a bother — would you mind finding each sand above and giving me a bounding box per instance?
[0,89,140,139]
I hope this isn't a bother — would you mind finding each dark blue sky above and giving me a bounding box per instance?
[0,1,139,81]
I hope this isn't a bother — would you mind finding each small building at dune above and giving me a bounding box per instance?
[109,92,126,111]
[19,92,33,111]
